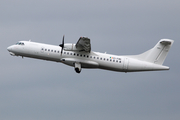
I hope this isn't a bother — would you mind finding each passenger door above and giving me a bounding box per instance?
[123,58,129,70]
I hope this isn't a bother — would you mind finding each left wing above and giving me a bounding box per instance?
[76,37,91,52]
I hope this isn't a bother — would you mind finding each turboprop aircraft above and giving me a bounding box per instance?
[7,36,174,73]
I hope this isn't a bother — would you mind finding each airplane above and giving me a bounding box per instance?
[7,36,174,73]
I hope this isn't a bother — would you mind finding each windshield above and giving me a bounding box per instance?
[16,42,25,45]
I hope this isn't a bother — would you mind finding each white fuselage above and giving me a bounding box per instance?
[7,41,170,73]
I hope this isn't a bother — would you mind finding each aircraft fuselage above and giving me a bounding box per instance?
[7,39,172,73]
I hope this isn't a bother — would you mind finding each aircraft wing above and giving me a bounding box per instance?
[76,37,91,52]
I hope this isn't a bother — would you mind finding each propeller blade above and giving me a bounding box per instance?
[59,35,65,55]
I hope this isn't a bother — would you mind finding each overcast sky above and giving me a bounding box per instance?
[0,0,180,120]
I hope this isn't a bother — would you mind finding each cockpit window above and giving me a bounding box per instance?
[16,42,25,45]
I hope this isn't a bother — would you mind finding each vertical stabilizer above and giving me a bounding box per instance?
[132,39,174,65]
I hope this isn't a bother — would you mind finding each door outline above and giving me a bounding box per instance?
[123,58,129,70]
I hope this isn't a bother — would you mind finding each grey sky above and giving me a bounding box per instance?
[0,0,180,120]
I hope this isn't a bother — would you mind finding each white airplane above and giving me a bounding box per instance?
[7,36,174,73]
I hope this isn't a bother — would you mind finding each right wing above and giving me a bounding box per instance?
[76,37,91,52]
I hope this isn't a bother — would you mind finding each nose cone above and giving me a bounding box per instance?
[7,46,12,51]
[7,45,16,56]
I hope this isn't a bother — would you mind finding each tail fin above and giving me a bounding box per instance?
[132,39,174,65]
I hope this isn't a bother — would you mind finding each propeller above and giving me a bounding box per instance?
[59,35,65,55]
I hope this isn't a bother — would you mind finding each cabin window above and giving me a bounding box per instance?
[54,50,56,53]
[57,51,59,53]
[107,59,109,61]
[45,49,47,51]
[100,58,102,60]
[110,59,112,62]
[90,56,92,58]
[80,54,82,57]
[97,57,99,59]
[51,50,53,52]
[104,58,106,60]
[64,52,66,54]
[48,49,50,52]
[84,55,86,57]
[113,60,115,62]
[74,53,76,56]
[119,61,121,63]
[67,52,69,55]
[77,54,79,56]
[70,53,72,55]
[116,60,118,62]
[87,55,89,58]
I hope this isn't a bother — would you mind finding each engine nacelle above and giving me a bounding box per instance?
[64,43,80,51]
